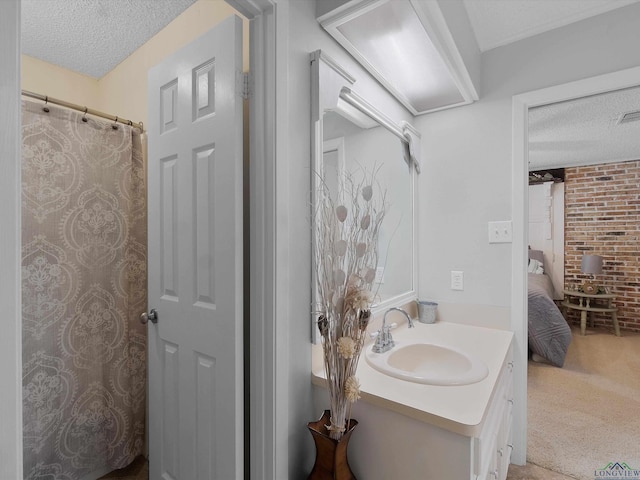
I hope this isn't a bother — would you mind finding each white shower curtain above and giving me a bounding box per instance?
[21,100,147,479]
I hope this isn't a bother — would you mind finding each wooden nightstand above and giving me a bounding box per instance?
[562,290,620,336]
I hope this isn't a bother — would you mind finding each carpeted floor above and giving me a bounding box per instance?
[507,462,576,479]
[526,325,640,480]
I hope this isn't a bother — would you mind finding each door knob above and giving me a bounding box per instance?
[140,308,158,325]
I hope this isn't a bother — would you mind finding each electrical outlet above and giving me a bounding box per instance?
[488,220,513,243]
[375,266,385,284]
[451,271,464,290]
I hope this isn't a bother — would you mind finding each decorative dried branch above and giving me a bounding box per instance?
[313,166,387,440]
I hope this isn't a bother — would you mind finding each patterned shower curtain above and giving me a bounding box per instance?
[21,100,147,480]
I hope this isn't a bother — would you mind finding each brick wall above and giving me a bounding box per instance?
[564,160,640,332]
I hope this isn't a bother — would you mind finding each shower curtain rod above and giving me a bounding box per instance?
[21,90,144,131]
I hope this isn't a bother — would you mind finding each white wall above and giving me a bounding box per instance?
[529,182,564,299]
[416,2,640,311]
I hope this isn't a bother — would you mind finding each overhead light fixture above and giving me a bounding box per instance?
[318,0,478,115]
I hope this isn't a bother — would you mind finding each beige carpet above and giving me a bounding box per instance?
[527,326,640,480]
[507,462,576,480]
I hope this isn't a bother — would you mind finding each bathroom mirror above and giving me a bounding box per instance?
[311,50,419,342]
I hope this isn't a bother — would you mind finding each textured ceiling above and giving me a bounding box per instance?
[21,0,197,78]
[528,86,640,170]
[463,0,640,52]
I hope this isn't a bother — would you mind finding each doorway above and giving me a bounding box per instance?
[22,8,245,480]
[511,65,640,469]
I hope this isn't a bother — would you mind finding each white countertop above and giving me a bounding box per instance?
[311,321,513,437]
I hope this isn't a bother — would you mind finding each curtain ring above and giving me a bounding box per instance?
[43,96,50,113]
[128,120,133,126]
[112,116,119,130]
[82,107,88,122]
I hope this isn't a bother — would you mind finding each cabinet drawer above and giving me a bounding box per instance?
[496,360,513,479]
[477,432,499,480]
[474,364,513,476]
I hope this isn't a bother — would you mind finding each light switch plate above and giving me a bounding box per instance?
[488,220,513,243]
[451,270,464,290]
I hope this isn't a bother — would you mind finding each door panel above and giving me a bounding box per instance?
[147,15,243,479]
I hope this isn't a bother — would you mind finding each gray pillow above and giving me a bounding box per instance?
[529,249,545,268]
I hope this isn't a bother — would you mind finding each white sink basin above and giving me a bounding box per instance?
[365,341,489,386]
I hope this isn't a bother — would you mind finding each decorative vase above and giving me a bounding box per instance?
[307,410,358,480]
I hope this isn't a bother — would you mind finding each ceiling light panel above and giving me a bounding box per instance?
[320,0,473,115]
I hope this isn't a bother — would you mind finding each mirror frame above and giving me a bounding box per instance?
[310,49,420,343]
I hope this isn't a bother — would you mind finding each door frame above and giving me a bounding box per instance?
[510,64,640,465]
[0,0,286,478]
[0,2,22,478]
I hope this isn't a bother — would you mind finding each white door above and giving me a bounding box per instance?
[147,15,243,479]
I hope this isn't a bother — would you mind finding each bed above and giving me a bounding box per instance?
[528,249,572,367]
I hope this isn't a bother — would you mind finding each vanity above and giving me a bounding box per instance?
[309,48,513,479]
[312,321,514,480]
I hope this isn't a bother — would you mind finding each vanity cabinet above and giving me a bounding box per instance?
[311,323,514,480]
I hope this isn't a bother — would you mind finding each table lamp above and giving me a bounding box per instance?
[581,254,603,294]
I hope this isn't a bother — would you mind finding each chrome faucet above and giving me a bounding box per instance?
[387,307,414,329]
[372,307,413,354]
